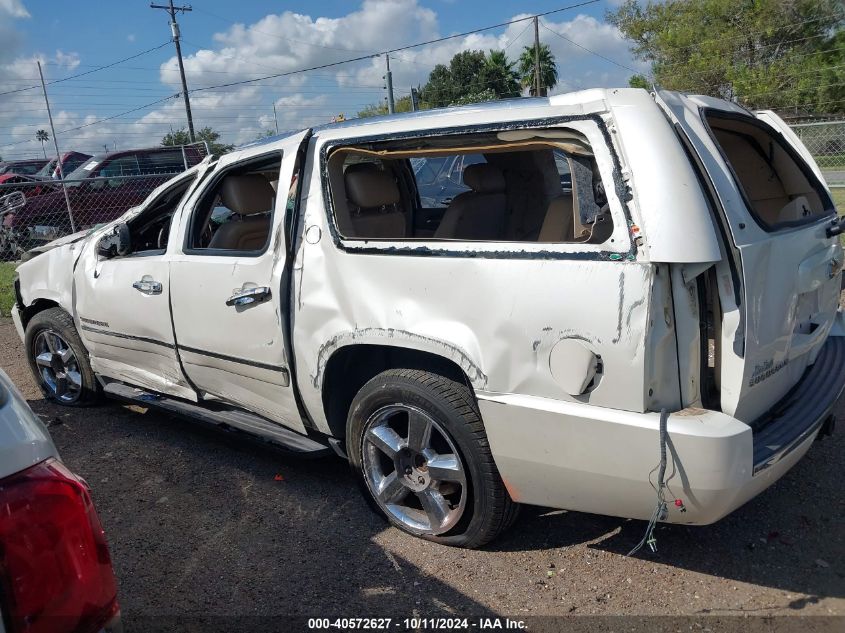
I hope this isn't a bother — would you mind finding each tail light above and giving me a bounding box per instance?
[0,459,118,633]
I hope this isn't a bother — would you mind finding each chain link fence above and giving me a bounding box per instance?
[788,120,845,189]
[0,143,207,261]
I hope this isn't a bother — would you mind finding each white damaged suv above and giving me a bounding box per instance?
[11,89,844,547]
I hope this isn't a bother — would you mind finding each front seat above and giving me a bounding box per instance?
[343,164,406,238]
[434,163,507,240]
[208,174,275,250]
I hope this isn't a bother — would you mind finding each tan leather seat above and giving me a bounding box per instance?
[343,164,406,238]
[434,164,507,240]
[537,195,576,242]
[208,174,274,250]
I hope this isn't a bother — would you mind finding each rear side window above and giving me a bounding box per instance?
[326,130,612,245]
[704,112,832,231]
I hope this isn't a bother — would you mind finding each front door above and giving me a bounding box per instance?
[73,171,202,400]
[168,131,309,432]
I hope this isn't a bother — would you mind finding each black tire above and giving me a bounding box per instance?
[347,368,519,548]
[25,307,100,406]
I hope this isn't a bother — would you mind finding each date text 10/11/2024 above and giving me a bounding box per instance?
[307,618,527,630]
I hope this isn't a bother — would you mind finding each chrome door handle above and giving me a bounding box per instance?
[226,286,271,307]
[132,280,162,295]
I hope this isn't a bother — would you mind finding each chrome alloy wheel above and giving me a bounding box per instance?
[362,404,468,535]
[33,330,82,403]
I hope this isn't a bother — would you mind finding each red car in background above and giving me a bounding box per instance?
[31,152,93,181]
[0,159,50,176]
[2,145,206,247]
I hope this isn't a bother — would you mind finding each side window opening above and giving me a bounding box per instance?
[125,176,196,255]
[187,154,282,253]
[327,131,612,244]
[704,112,833,230]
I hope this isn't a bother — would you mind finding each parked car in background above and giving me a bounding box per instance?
[2,144,206,248]
[11,89,845,548]
[0,173,46,196]
[32,151,93,181]
[0,159,50,176]
[0,369,120,632]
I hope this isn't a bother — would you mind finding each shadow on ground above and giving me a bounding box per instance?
[33,385,844,622]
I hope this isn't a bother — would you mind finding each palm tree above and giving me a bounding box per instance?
[518,44,558,97]
[483,50,521,98]
[35,129,49,158]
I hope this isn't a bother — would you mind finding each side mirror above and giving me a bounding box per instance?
[97,223,131,259]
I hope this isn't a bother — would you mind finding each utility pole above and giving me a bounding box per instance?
[150,1,195,142]
[410,87,419,112]
[37,61,75,233]
[384,54,395,114]
[533,16,541,97]
[272,102,279,134]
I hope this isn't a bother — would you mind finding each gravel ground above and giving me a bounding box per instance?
[1,317,843,627]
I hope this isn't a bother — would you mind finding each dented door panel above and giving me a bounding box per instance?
[74,250,193,399]
[71,171,209,400]
[293,121,655,435]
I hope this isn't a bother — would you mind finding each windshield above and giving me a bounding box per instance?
[35,159,57,178]
[64,154,105,185]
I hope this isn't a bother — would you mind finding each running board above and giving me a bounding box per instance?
[102,382,331,457]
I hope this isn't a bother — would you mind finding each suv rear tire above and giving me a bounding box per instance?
[347,368,518,548]
[25,307,99,406]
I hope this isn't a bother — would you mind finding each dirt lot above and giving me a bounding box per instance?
[1,318,843,627]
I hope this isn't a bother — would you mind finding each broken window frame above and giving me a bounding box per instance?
[316,116,636,261]
[700,109,835,233]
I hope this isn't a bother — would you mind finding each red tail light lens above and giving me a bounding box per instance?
[0,459,118,633]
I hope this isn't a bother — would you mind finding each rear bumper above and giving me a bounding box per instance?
[752,335,845,473]
[478,336,845,525]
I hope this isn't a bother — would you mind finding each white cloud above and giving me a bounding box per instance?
[54,50,80,70]
[127,33,136,42]
[0,0,29,19]
[2,0,647,157]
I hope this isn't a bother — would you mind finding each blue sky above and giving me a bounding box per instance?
[0,0,644,159]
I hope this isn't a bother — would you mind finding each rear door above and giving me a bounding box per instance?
[656,91,842,422]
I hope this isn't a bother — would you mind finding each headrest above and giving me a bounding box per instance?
[463,163,505,193]
[345,164,400,208]
[220,174,275,215]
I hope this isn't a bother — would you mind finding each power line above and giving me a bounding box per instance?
[0,94,179,149]
[538,20,639,74]
[189,1,601,94]
[0,41,172,97]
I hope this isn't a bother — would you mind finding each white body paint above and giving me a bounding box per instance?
[12,89,844,525]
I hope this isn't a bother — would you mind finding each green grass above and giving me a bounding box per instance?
[817,154,845,171]
[0,262,16,317]
[832,188,845,215]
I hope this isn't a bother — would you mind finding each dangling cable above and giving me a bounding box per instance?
[628,408,669,556]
